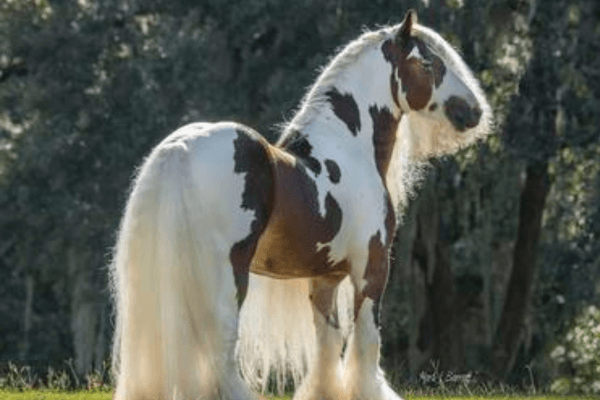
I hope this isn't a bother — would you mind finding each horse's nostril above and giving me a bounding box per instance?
[444,96,481,132]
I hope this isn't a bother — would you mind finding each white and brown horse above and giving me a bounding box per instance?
[110,10,491,400]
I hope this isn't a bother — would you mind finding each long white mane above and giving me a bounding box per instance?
[281,29,391,138]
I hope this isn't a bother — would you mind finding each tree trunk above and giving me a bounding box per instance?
[410,174,462,371]
[430,240,461,370]
[69,248,99,378]
[491,162,550,378]
[20,274,34,361]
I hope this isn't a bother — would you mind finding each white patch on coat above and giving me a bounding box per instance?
[407,45,424,61]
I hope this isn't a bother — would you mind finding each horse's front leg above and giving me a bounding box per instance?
[293,275,347,400]
[344,238,403,400]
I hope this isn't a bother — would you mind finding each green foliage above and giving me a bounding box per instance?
[550,305,600,395]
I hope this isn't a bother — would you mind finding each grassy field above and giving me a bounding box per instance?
[0,390,595,400]
[0,363,594,400]
[0,389,111,400]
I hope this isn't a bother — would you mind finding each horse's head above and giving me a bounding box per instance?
[382,10,491,158]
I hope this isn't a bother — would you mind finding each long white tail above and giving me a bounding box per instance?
[237,274,354,395]
[110,138,245,400]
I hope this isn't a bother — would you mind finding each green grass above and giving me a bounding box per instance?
[403,397,594,400]
[0,362,595,400]
[0,389,112,399]
[0,391,595,400]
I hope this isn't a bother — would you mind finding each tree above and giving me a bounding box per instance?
[492,0,600,380]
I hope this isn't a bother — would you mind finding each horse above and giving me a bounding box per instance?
[109,10,491,400]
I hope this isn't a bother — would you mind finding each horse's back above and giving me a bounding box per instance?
[153,122,274,269]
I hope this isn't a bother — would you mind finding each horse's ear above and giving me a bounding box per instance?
[396,9,417,46]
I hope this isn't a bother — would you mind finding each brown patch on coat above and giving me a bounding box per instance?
[278,129,322,176]
[324,159,341,184]
[412,40,446,89]
[326,87,361,136]
[354,231,389,325]
[400,48,433,110]
[390,72,401,108]
[369,105,401,180]
[230,128,275,306]
[250,145,350,279]
[310,276,345,329]
[384,194,396,244]
[381,34,447,111]
[431,51,446,88]
[354,196,396,325]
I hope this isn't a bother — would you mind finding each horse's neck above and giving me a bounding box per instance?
[287,44,399,148]
[281,40,409,209]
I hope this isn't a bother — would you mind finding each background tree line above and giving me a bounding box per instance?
[0,0,599,393]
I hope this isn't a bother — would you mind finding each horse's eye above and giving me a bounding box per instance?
[421,60,433,71]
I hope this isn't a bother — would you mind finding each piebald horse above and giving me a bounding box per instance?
[110,10,491,400]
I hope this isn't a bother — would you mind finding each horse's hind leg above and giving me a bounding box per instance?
[344,253,403,400]
[213,275,256,400]
[293,276,347,400]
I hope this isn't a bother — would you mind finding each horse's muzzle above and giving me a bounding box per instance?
[444,96,482,132]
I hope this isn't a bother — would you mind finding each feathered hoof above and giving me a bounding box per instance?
[292,369,349,400]
[343,376,404,400]
[380,381,404,400]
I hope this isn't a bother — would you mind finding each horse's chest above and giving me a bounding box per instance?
[250,152,352,279]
